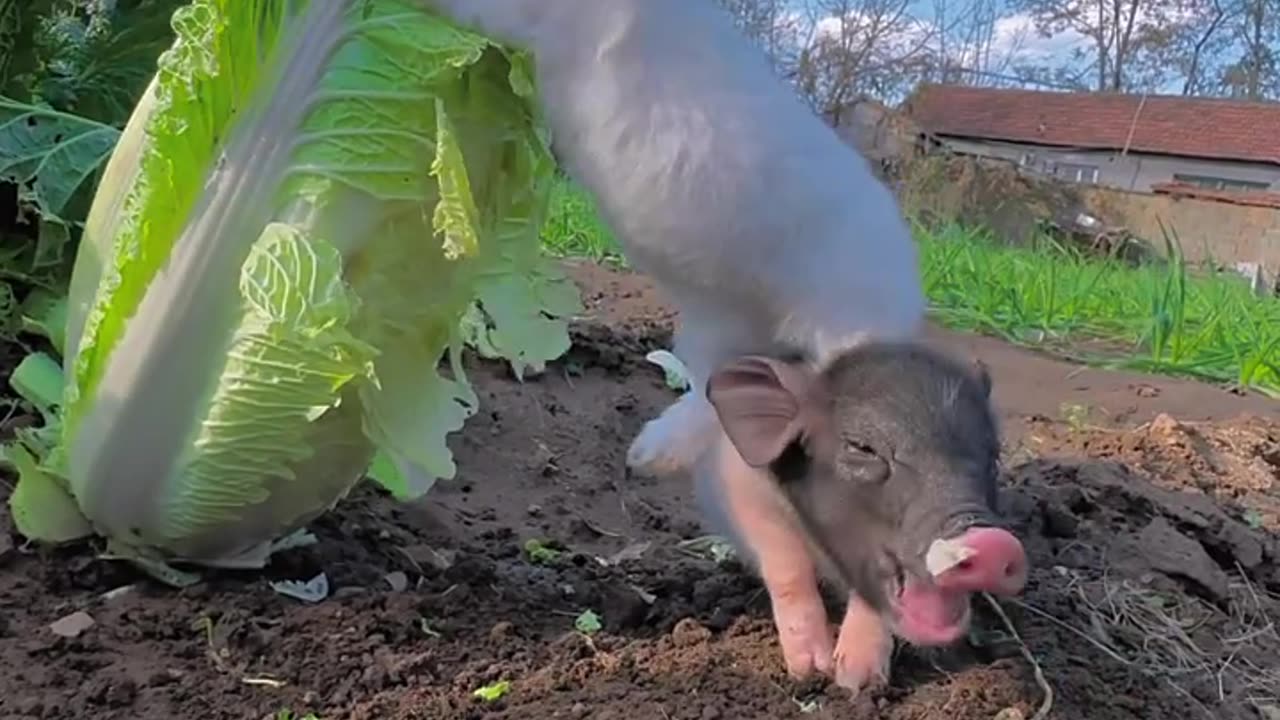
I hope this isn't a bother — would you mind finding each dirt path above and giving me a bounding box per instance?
[2,262,1277,720]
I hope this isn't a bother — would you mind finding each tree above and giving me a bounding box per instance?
[717,0,1019,120]
[1011,0,1165,91]
[1217,0,1280,98]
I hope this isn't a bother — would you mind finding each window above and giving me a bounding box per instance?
[1172,173,1270,191]
[1053,162,1099,184]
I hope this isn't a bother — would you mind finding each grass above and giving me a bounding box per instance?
[1010,569,1280,716]
[541,176,623,263]
[541,180,1280,397]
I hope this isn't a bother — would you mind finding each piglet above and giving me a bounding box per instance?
[697,341,1028,693]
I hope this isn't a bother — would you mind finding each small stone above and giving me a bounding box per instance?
[402,544,459,574]
[490,621,516,640]
[671,617,712,646]
[1149,413,1185,438]
[706,607,733,632]
[105,679,138,706]
[49,611,95,638]
[1134,384,1160,398]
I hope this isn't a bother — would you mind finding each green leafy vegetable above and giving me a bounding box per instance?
[472,680,512,702]
[523,538,563,565]
[574,609,602,635]
[6,0,578,581]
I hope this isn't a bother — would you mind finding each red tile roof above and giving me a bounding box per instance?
[902,84,1280,166]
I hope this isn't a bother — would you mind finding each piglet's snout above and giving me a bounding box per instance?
[933,527,1028,596]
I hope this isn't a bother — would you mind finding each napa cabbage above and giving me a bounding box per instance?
[4,0,579,584]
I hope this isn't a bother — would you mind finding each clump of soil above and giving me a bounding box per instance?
[1,263,1278,720]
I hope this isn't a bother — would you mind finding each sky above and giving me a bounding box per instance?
[800,0,1193,94]
[797,0,1093,78]
[986,11,1090,66]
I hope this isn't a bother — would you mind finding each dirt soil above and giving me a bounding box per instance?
[3,261,1279,720]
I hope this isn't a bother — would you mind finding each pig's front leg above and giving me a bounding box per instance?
[832,593,893,694]
[757,527,836,679]
[626,390,719,476]
[707,435,835,678]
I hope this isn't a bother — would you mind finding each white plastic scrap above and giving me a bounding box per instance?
[925,537,976,577]
[269,572,330,603]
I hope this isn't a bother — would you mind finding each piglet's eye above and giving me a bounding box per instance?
[840,441,890,483]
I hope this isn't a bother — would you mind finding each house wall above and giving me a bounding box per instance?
[1082,187,1280,272]
[899,153,1280,278]
[937,137,1280,193]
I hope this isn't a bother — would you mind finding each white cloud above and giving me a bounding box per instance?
[988,12,1089,65]
[812,10,940,59]
[804,7,1090,71]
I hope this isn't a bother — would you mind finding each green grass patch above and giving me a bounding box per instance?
[541,176,623,262]
[541,180,1280,397]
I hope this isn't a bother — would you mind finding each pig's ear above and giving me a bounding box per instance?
[971,358,992,399]
[706,356,813,467]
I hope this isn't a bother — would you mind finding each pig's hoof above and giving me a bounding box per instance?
[626,418,703,476]
[831,629,892,695]
[775,617,836,679]
[626,392,716,476]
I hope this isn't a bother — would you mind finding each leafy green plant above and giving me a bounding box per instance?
[916,222,1280,395]
[574,609,602,635]
[524,538,563,565]
[0,2,187,342]
[543,180,1280,397]
[5,0,580,585]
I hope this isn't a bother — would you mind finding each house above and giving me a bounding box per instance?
[901,84,1280,194]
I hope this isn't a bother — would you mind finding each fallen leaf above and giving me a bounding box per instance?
[400,544,456,572]
[677,535,736,563]
[596,541,652,567]
[384,571,409,592]
[269,529,318,553]
[100,585,135,602]
[50,611,95,638]
[629,584,657,605]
